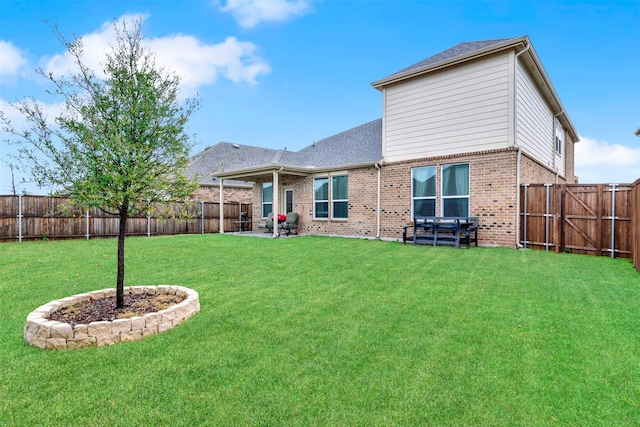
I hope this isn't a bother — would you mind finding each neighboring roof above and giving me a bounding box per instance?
[371,35,579,142]
[188,119,382,181]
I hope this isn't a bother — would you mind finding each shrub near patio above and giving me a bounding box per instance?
[2,234,640,426]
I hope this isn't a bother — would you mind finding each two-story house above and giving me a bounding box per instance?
[190,36,579,247]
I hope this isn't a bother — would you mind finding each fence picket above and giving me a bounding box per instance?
[520,183,637,266]
[0,195,251,241]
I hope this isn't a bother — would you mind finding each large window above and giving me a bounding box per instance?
[314,175,348,219]
[332,175,348,219]
[262,182,272,218]
[442,163,469,217]
[412,166,436,217]
[314,178,329,219]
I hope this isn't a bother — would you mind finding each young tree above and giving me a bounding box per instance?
[1,18,199,308]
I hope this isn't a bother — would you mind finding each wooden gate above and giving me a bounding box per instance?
[521,183,633,258]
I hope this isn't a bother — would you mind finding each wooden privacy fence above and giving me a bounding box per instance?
[0,195,252,242]
[520,183,638,267]
[632,179,640,272]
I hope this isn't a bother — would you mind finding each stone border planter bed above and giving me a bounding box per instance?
[24,285,200,350]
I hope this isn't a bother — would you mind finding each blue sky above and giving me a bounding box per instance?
[1,0,639,194]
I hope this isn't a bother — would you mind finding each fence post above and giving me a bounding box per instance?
[201,201,205,234]
[611,183,616,259]
[18,194,23,242]
[545,183,551,251]
[85,210,90,240]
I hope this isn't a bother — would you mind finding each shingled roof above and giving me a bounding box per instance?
[188,118,382,182]
[371,36,525,88]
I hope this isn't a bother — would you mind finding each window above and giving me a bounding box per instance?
[555,119,564,155]
[442,163,469,217]
[262,182,272,218]
[313,178,329,219]
[284,188,294,214]
[332,175,348,219]
[412,166,436,217]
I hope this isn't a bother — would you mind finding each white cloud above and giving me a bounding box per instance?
[149,35,270,96]
[41,14,270,96]
[0,41,29,84]
[219,0,312,28]
[575,135,640,183]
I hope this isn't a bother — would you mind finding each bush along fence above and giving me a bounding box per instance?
[0,195,252,242]
[520,181,640,273]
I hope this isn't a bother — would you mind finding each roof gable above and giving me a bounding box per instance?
[372,36,526,89]
[381,38,514,83]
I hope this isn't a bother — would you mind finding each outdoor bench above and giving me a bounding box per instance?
[403,216,479,248]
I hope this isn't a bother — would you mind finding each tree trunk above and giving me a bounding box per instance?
[116,208,128,309]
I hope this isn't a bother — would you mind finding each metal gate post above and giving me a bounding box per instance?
[611,183,616,259]
[18,194,22,242]
[201,201,205,234]
[545,183,551,251]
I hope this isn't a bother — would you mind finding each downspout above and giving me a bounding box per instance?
[272,167,283,238]
[375,162,381,239]
[514,41,530,249]
[553,110,564,183]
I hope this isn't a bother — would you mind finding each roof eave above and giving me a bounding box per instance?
[214,160,381,181]
[371,36,528,90]
[520,44,579,142]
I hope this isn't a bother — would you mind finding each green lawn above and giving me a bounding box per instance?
[1,234,639,426]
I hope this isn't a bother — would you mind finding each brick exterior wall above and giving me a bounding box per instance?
[564,132,577,183]
[192,185,252,203]
[380,148,519,246]
[252,169,380,237]
[248,147,573,247]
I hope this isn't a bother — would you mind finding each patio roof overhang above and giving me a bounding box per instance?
[213,160,381,182]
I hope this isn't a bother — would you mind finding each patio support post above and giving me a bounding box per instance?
[219,178,224,233]
[273,168,282,238]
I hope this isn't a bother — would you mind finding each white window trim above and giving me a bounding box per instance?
[313,177,329,220]
[331,175,348,220]
[262,182,273,219]
[440,162,470,217]
[312,173,349,220]
[411,166,437,219]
